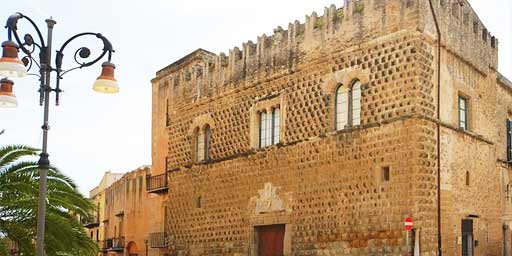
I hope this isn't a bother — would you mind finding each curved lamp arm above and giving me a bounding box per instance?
[2,13,117,105]
[56,32,114,74]
[6,12,46,50]
[54,33,115,104]
[5,13,46,73]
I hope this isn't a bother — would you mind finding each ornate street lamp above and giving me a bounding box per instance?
[0,13,118,256]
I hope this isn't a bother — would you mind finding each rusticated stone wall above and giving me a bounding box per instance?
[165,118,438,255]
[149,0,509,255]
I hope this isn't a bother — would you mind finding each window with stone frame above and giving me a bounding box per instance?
[165,99,171,127]
[204,125,212,159]
[458,95,468,130]
[259,107,280,148]
[507,119,512,161]
[335,80,361,130]
[194,125,212,162]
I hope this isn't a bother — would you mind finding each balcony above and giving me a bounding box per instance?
[99,240,109,252]
[101,237,125,252]
[149,232,168,248]
[146,173,168,193]
[81,213,100,229]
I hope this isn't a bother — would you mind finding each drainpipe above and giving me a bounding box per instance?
[428,0,442,255]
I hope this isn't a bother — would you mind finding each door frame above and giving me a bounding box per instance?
[248,212,292,256]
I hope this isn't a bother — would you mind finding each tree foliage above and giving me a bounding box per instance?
[0,145,97,256]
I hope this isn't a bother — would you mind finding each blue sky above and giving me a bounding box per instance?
[0,0,511,195]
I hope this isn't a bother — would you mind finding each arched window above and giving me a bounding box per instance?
[272,107,280,144]
[465,171,470,186]
[259,111,270,148]
[335,85,349,130]
[259,107,280,148]
[195,128,204,162]
[204,125,211,160]
[195,125,211,162]
[351,80,361,126]
[335,80,362,130]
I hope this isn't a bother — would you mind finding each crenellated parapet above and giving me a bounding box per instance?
[153,0,500,103]
[152,0,425,99]
[421,0,499,73]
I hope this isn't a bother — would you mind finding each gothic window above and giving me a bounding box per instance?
[204,125,211,160]
[272,108,280,144]
[194,125,212,163]
[259,108,280,148]
[195,128,205,162]
[351,80,362,126]
[335,80,362,130]
[335,85,349,130]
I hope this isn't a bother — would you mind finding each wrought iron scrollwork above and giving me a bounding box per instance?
[56,32,114,77]
[5,14,45,75]
[4,12,115,105]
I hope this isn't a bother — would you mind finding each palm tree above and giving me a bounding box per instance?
[0,145,97,256]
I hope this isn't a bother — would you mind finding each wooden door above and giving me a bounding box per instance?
[257,224,285,256]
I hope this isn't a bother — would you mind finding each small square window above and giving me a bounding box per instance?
[382,166,390,182]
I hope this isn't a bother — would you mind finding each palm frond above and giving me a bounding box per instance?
[0,145,97,256]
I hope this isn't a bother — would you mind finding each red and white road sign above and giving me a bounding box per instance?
[404,217,413,231]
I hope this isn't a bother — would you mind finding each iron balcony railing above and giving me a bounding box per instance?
[82,213,100,228]
[149,232,168,248]
[146,173,168,193]
[101,237,125,252]
[99,240,108,252]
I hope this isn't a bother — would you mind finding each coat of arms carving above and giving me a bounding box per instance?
[248,183,292,214]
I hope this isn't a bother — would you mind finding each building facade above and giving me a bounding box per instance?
[98,166,170,256]
[85,171,124,253]
[82,171,123,252]
[149,0,512,255]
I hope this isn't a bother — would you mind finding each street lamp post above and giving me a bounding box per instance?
[0,13,119,256]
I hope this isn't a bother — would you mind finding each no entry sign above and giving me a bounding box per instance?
[404,217,413,231]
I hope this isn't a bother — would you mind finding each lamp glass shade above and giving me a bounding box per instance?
[93,62,119,94]
[0,41,27,78]
[0,94,17,108]
[93,78,119,94]
[0,78,17,108]
[0,61,27,78]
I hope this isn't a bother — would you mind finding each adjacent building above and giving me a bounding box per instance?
[86,167,170,256]
[84,171,124,248]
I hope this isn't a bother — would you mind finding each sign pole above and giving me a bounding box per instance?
[404,217,414,255]
[406,230,409,254]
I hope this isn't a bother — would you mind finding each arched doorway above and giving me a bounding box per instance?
[126,241,139,256]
